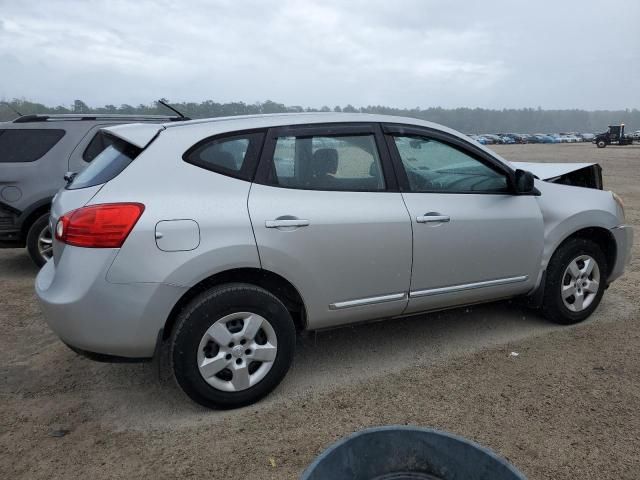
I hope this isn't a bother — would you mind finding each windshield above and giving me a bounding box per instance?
[67,135,141,190]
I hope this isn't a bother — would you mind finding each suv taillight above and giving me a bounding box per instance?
[55,203,145,248]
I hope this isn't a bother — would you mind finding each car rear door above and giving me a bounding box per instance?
[383,124,544,314]
[248,123,412,330]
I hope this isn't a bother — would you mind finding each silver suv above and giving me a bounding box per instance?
[36,113,633,409]
[0,113,186,266]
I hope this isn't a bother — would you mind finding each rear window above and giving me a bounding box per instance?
[83,131,117,162]
[0,129,65,163]
[67,135,141,190]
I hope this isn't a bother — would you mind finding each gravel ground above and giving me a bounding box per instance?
[0,143,638,479]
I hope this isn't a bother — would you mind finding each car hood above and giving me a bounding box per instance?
[511,162,596,180]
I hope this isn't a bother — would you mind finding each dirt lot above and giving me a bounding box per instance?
[1,143,638,479]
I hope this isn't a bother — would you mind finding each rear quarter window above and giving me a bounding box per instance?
[0,129,66,163]
[67,135,141,190]
[183,131,265,181]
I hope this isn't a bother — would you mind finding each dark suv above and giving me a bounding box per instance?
[0,113,186,265]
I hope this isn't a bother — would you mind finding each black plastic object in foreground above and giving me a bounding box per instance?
[300,426,526,480]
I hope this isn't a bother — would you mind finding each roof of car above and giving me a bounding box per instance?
[160,112,452,132]
[12,113,186,123]
[104,112,514,168]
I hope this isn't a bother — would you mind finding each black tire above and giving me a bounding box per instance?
[171,283,296,409]
[596,140,606,148]
[26,213,52,268]
[542,238,607,325]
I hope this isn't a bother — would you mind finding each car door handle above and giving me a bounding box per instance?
[416,214,450,223]
[265,219,310,228]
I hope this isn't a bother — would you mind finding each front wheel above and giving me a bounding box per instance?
[596,140,606,148]
[171,283,296,409]
[542,238,607,325]
[26,213,53,267]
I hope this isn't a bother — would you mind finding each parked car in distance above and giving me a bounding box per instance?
[631,130,640,140]
[557,132,581,143]
[0,113,188,266]
[533,134,556,143]
[481,134,505,144]
[505,133,528,144]
[580,133,595,142]
[497,134,516,144]
[36,113,632,409]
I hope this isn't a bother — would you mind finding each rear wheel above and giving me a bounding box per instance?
[26,213,53,267]
[542,238,607,325]
[171,283,296,409]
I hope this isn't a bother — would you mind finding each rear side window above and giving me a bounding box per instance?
[0,129,65,163]
[183,132,265,181]
[266,134,385,191]
[83,131,117,162]
[67,135,141,190]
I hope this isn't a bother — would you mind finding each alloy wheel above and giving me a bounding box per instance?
[37,225,53,262]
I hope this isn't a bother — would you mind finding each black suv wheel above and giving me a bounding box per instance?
[26,213,53,267]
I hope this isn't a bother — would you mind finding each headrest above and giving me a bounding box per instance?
[312,148,338,176]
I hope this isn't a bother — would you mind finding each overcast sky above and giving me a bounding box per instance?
[0,0,638,110]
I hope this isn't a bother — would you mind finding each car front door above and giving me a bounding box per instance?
[249,123,412,330]
[384,125,544,314]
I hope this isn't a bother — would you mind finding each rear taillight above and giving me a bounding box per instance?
[55,203,145,248]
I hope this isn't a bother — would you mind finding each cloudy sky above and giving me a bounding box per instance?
[0,0,638,110]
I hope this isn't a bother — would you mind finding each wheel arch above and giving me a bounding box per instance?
[550,226,616,278]
[162,267,308,340]
[19,198,53,235]
[527,225,616,309]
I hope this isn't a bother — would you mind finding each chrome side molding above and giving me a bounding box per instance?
[330,292,407,310]
[410,275,529,298]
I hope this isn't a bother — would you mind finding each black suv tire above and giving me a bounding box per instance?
[26,213,52,267]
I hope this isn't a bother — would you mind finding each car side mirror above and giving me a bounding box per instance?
[514,169,535,194]
[64,171,77,184]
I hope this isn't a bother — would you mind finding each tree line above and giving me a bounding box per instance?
[2,98,638,134]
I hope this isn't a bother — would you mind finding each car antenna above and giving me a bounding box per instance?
[156,99,187,119]
[1,101,23,117]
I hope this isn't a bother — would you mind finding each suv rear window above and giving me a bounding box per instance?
[83,131,117,163]
[67,134,141,190]
[0,129,65,163]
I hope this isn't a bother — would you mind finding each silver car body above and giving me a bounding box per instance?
[36,113,633,358]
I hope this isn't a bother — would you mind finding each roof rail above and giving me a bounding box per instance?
[13,113,189,123]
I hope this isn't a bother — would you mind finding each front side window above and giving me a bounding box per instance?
[184,132,264,180]
[0,129,65,163]
[267,134,385,191]
[393,136,508,193]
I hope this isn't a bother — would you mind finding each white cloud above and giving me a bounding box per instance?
[0,0,638,109]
